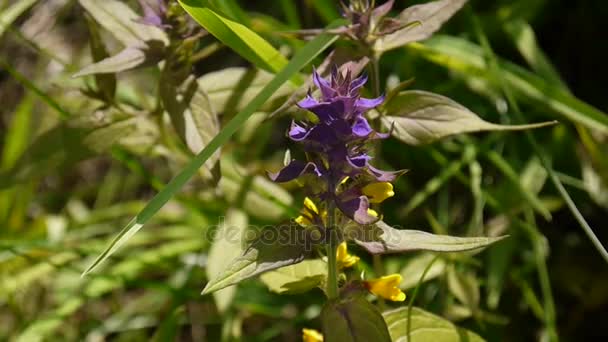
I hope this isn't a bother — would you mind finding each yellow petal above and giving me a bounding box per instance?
[302,328,324,342]
[295,215,312,227]
[367,208,378,217]
[366,274,406,302]
[303,197,319,214]
[362,182,395,203]
[336,242,360,268]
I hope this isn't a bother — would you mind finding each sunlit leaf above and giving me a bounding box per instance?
[374,0,467,53]
[383,306,485,341]
[353,221,506,254]
[73,46,159,78]
[408,35,608,134]
[260,259,326,294]
[381,90,556,145]
[179,1,291,77]
[207,209,248,312]
[79,0,167,46]
[0,0,38,38]
[201,223,314,295]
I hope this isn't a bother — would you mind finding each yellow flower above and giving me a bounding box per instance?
[365,274,406,302]
[362,182,395,203]
[336,242,359,268]
[302,328,324,342]
[295,197,319,226]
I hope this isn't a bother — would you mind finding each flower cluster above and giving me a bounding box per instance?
[270,66,404,225]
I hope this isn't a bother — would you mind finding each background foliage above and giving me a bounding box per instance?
[1,0,607,341]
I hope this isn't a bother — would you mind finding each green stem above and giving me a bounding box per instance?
[325,203,339,299]
[369,52,381,97]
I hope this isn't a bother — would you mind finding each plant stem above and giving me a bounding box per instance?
[325,202,339,299]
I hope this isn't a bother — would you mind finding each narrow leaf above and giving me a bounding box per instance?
[179,1,290,75]
[0,0,38,38]
[383,306,485,342]
[381,90,556,145]
[73,47,149,78]
[354,221,506,254]
[81,27,339,276]
[374,0,467,53]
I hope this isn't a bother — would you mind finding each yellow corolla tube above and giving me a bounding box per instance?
[362,182,395,203]
[365,274,406,302]
[302,328,324,342]
[336,242,359,268]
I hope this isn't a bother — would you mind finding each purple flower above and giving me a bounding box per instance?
[270,65,404,224]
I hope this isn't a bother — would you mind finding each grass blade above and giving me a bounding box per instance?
[0,0,38,38]
[179,0,291,78]
[81,25,340,276]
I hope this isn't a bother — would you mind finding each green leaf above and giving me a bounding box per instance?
[447,266,480,311]
[374,0,467,53]
[353,221,506,254]
[321,296,391,342]
[383,306,485,342]
[160,70,221,182]
[260,259,327,294]
[399,253,447,290]
[79,0,167,46]
[85,15,116,101]
[0,116,138,189]
[381,90,556,145]
[207,209,248,312]
[0,0,38,38]
[408,35,608,134]
[80,22,338,276]
[179,1,291,76]
[73,46,152,78]
[202,223,313,295]
[199,67,292,114]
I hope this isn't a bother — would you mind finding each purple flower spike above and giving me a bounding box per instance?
[269,64,404,226]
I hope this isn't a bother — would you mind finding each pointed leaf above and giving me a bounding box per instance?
[383,306,485,342]
[73,46,151,78]
[202,223,314,295]
[321,296,391,342]
[374,0,467,53]
[353,221,506,254]
[381,90,556,145]
[79,0,167,46]
[408,35,608,134]
[207,209,248,312]
[179,1,290,76]
[260,259,326,294]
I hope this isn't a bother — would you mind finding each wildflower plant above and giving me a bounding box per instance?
[196,1,553,340]
[23,0,595,341]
